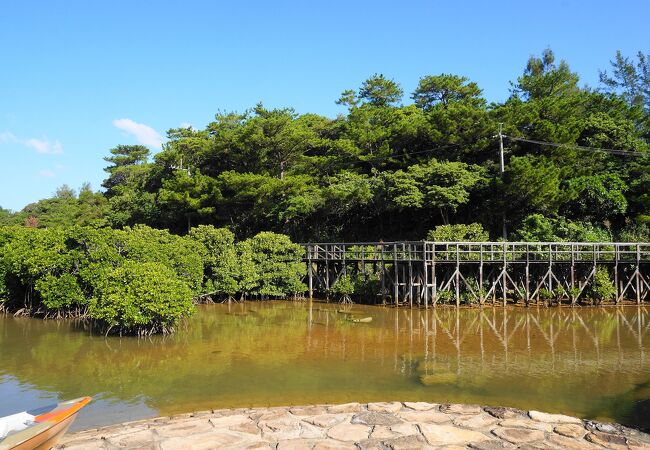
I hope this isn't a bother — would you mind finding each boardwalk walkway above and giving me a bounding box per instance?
[303,242,650,306]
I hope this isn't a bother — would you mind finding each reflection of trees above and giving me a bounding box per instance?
[1,303,313,405]
[1,302,393,411]
[588,380,650,433]
[0,303,649,428]
[400,306,650,428]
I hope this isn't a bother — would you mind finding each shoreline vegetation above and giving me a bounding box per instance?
[0,224,645,335]
[1,48,649,335]
[0,225,306,336]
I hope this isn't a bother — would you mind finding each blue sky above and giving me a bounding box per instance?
[0,0,648,211]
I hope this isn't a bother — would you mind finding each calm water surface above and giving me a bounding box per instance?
[1,302,649,431]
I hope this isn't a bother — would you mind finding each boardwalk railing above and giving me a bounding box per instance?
[303,242,650,306]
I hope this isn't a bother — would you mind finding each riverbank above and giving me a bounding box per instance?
[56,402,650,449]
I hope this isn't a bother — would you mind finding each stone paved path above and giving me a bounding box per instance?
[56,402,650,449]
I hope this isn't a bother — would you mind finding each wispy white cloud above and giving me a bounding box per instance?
[25,138,63,155]
[0,131,63,155]
[113,118,165,149]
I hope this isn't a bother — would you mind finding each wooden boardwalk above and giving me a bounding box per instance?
[303,242,650,306]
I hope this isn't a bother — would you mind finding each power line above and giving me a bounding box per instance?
[353,143,462,164]
[314,142,462,174]
[506,136,647,158]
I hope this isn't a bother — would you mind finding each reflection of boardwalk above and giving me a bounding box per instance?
[306,305,650,379]
[304,242,650,306]
[419,307,649,377]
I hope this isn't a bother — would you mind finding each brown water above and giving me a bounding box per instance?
[1,302,649,432]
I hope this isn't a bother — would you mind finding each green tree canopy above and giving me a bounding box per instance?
[358,74,403,107]
[412,74,484,110]
[427,223,490,242]
[6,47,648,243]
[600,50,650,111]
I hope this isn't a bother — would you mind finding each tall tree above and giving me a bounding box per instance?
[158,170,222,232]
[600,50,650,111]
[338,74,403,108]
[514,48,580,100]
[412,74,484,110]
[501,155,565,222]
[102,145,156,227]
[102,145,151,196]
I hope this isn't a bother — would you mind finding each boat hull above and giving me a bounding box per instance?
[7,414,75,450]
[0,397,91,450]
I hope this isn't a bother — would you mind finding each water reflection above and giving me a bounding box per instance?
[0,303,648,431]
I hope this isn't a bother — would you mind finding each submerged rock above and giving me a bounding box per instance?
[419,372,458,385]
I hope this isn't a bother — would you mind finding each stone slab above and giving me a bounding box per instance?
[367,402,402,413]
[419,423,491,445]
[55,401,649,450]
[491,427,544,444]
[351,411,402,426]
[528,410,582,424]
[326,422,370,441]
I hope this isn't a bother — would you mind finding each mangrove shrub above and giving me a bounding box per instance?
[90,261,194,335]
[0,225,308,334]
[0,226,201,333]
[188,225,239,299]
[236,232,306,298]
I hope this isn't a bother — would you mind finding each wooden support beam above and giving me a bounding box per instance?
[423,243,429,309]
[307,245,313,299]
[525,244,530,306]
[455,245,460,307]
[380,244,386,305]
[637,244,642,304]
[393,244,399,306]
[408,243,413,308]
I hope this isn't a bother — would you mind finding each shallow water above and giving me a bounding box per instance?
[1,302,649,431]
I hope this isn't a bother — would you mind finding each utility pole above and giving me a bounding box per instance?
[498,123,505,173]
[498,123,507,240]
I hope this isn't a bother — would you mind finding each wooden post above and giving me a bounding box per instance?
[525,244,530,306]
[380,244,386,305]
[401,243,406,306]
[502,242,507,307]
[308,245,313,299]
[432,244,437,306]
[479,244,484,305]
[393,244,399,306]
[571,244,576,306]
[549,244,554,296]
[592,245,597,303]
[637,244,642,304]
[455,244,460,307]
[423,242,429,308]
[325,245,330,292]
[408,243,413,308]
[614,244,620,304]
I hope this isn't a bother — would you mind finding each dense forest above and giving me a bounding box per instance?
[1,49,649,333]
[2,49,649,243]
